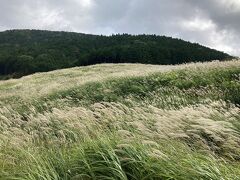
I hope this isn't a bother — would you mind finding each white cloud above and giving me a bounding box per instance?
[181,18,215,31]
[26,7,69,30]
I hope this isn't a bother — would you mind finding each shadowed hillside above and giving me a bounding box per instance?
[0,29,232,79]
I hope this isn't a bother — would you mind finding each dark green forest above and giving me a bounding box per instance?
[0,29,232,79]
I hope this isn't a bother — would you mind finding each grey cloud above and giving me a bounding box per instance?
[188,0,240,30]
[0,0,239,56]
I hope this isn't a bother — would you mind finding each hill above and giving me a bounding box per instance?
[0,29,232,79]
[0,60,240,179]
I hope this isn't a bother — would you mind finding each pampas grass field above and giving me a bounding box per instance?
[0,60,240,179]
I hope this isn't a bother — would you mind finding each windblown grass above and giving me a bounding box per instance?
[2,135,240,180]
[0,59,240,179]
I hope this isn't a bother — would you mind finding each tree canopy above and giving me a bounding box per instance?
[0,29,232,78]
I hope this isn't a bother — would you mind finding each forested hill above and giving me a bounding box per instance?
[0,29,232,78]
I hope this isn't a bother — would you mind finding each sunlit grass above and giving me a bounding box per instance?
[0,59,240,179]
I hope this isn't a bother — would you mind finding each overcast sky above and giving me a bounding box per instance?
[0,0,239,56]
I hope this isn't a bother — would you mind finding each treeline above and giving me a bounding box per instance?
[0,29,232,78]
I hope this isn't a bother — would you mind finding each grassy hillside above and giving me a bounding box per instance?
[0,29,232,79]
[0,60,240,179]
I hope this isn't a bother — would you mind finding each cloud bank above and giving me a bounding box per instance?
[0,0,239,56]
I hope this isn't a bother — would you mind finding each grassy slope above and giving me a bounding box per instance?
[0,60,240,179]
